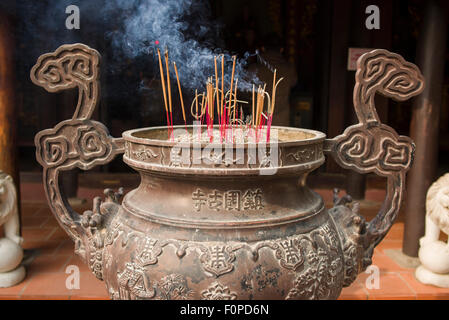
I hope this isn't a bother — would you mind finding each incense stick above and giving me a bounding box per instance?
[157,48,170,136]
[260,83,267,129]
[195,89,199,119]
[164,50,174,139]
[256,85,264,127]
[263,90,271,116]
[270,77,284,115]
[209,79,214,123]
[214,57,220,120]
[233,78,238,124]
[255,86,260,127]
[200,92,206,118]
[221,55,225,124]
[208,80,211,124]
[252,84,255,127]
[173,62,186,126]
[154,49,285,143]
[271,69,276,115]
[228,55,236,117]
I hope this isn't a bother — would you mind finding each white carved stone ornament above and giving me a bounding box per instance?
[416,173,449,288]
[0,172,25,287]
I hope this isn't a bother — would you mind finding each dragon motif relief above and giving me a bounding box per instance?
[132,147,159,161]
[116,268,195,300]
[117,263,156,299]
[109,220,341,299]
[79,188,123,280]
[285,223,343,300]
[157,274,194,300]
[287,147,315,163]
[104,219,122,247]
[328,189,368,286]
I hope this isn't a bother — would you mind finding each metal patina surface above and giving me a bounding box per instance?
[32,44,423,299]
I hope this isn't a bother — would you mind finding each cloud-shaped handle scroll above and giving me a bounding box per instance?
[35,120,114,171]
[31,44,99,93]
[357,50,424,103]
[333,125,414,177]
[30,44,100,120]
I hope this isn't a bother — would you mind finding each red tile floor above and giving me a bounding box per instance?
[0,182,448,300]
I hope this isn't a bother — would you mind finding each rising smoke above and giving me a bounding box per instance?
[9,0,259,93]
[105,0,259,91]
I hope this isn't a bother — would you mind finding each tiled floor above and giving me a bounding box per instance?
[1,182,448,300]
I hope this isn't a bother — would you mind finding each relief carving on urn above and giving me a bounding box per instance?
[32,43,424,299]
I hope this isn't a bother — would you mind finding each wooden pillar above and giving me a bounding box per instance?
[402,0,448,257]
[0,11,19,207]
[326,0,352,173]
[314,0,332,134]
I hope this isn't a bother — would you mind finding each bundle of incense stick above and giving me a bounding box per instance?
[156,49,283,142]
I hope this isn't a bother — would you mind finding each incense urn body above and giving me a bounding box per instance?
[104,126,349,300]
[32,44,424,300]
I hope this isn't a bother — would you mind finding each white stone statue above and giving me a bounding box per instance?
[0,172,25,287]
[416,173,449,288]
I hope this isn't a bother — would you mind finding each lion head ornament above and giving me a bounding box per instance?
[426,173,449,236]
[0,172,21,245]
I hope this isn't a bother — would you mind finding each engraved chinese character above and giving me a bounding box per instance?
[210,246,227,270]
[192,189,207,212]
[276,239,303,270]
[170,147,182,167]
[253,189,264,209]
[208,190,223,211]
[242,189,264,210]
[225,191,241,211]
[199,245,235,276]
[280,240,301,265]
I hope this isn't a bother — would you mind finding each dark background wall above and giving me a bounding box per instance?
[1,0,447,176]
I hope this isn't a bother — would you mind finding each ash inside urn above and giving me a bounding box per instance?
[131,127,317,143]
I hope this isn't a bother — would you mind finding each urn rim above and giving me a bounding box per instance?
[122,125,326,148]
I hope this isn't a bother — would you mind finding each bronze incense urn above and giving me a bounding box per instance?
[32,44,424,300]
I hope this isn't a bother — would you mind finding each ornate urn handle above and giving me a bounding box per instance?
[324,49,425,267]
[31,44,124,263]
